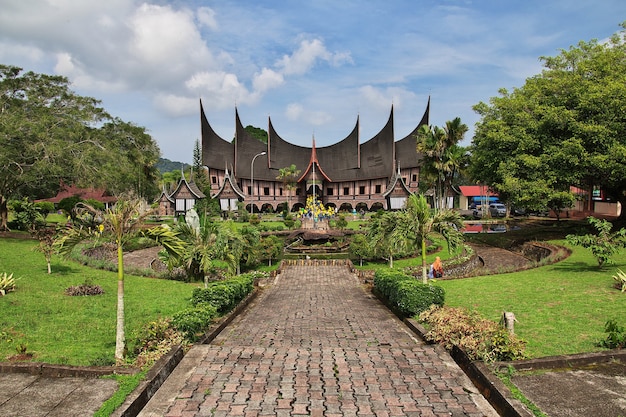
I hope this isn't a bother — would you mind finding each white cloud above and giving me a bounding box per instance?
[253,68,284,93]
[285,103,304,121]
[196,7,218,30]
[276,38,351,76]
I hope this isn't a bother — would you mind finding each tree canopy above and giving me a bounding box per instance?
[469,23,626,217]
[0,65,161,230]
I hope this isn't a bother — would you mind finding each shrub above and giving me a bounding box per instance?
[133,317,185,368]
[373,270,445,317]
[191,273,256,313]
[0,272,17,296]
[171,304,218,342]
[597,319,626,349]
[418,305,527,362]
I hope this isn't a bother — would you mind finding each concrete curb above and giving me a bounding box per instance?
[0,361,137,378]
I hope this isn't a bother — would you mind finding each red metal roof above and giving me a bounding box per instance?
[458,185,498,197]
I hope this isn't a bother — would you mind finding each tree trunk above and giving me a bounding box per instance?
[0,196,9,231]
[421,238,428,284]
[115,244,125,365]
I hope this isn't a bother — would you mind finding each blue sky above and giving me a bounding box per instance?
[1,1,625,163]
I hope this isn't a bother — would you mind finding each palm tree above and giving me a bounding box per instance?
[55,197,185,364]
[416,118,468,209]
[398,194,464,284]
[172,212,238,286]
[276,164,301,213]
[367,211,405,268]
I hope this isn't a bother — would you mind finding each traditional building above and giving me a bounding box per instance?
[202,99,429,213]
[156,172,206,217]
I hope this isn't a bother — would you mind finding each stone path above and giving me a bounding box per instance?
[139,264,498,416]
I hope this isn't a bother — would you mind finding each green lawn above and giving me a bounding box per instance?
[436,241,626,358]
[0,238,198,366]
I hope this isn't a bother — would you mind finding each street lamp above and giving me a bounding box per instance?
[250,151,266,215]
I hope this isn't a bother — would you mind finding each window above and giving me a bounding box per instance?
[279,188,283,196]
[375,184,382,193]
[359,186,365,195]
[247,186,251,195]
[212,176,217,184]
[343,187,350,196]
[327,188,334,196]
[263,187,270,196]
[412,174,417,182]
[296,188,301,195]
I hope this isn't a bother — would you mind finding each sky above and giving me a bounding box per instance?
[1,1,625,163]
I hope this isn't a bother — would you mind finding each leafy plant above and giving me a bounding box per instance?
[566,217,626,268]
[597,319,626,349]
[171,304,218,342]
[0,272,17,296]
[613,269,626,292]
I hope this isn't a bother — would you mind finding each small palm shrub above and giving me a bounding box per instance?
[0,272,17,296]
[418,305,527,362]
[133,317,185,368]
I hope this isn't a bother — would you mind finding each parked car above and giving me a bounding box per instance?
[488,203,507,217]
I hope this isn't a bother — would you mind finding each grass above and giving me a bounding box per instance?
[0,238,198,366]
[436,240,626,358]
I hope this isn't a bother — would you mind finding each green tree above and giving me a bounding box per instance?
[397,194,464,284]
[276,164,301,212]
[470,23,626,217]
[349,233,371,267]
[55,197,185,364]
[0,65,161,230]
[566,216,626,268]
[416,118,468,209]
[258,235,283,266]
[367,211,405,268]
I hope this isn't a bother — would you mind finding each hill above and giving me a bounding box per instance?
[156,158,190,174]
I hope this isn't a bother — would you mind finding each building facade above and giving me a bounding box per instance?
[202,99,429,213]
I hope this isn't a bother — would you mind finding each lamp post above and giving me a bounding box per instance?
[250,151,266,215]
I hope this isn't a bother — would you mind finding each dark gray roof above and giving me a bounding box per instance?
[201,99,429,183]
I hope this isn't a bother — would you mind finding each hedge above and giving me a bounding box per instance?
[191,272,256,313]
[373,269,445,317]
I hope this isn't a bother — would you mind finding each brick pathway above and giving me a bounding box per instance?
[138,264,498,416]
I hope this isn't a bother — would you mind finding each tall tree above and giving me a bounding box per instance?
[397,194,464,284]
[0,65,161,230]
[470,23,626,217]
[416,118,468,209]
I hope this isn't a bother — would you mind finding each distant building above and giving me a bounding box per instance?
[156,173,206,217]
[202,99,430,213]
[38,180,117,208]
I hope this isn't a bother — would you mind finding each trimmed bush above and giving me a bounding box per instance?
[373,270,445,317]
[171,304,218,342]
[191,273,256,313]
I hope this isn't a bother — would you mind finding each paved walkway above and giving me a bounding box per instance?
[139,264,498,416]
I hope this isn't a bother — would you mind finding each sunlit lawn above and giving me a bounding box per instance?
[0,238,198,366]
[436,241,626,358]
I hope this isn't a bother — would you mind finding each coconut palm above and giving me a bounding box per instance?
[55,197,185,364]
[398,194,464,284]
[367,211,405,268]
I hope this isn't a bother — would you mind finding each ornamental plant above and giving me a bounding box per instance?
[0,272,16,296]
